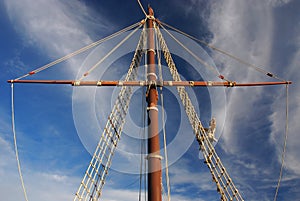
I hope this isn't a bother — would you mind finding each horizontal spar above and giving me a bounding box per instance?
[7,80,292,87]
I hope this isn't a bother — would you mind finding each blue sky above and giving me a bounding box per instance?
[0,0,300,201]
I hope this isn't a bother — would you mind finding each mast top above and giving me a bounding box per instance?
[148,5,154,16]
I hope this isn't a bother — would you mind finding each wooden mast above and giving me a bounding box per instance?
[146,6,162,201]
[7,5,293,201]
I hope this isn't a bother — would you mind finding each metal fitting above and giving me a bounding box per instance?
[147,73,158,80]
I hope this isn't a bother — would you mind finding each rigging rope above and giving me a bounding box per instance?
[159,24,230,82]
[273,84,289,201]
[155,27,163,86]
[11,83,30,201]
[160,21,286,82]
[79,22,144,80]
[161,182,168,201]
[13,21,143,81]
[137,0,147,17]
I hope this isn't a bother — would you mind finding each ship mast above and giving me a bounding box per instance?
[7,4,292,201]
[146,6,162,201]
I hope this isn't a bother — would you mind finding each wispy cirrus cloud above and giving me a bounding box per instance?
[204,0,300,199]
[3,0,299,200]
[0,132,80,201]
[4,0,113,79]
[1,0,112,200]
[5,0,92,52]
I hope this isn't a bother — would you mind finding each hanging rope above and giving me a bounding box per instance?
[13,21,143,81]
[273,84,289,201]
[159,21,286,82]
[79,22,144,80]
[160,90,171,201]
[161,181,168,201]
[143,42,148,201]
[156,29,171,201]
[11,83,30,201]
[139,85,147,201]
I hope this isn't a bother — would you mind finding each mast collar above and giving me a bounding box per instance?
[146,15,155,20]
[146,154,163,160]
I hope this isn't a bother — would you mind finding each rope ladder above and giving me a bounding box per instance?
[74,27,146,201]
[157,27,244,201]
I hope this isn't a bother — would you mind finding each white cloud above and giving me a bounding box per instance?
[205,0,300,199]
[270,31,300,175]
[101,188,141,201]
[3,0,299,200]
[268,0,293,7]
[1,0,112,200]
[101,187,201,201]
[0,133,79,201]
[169,159,215,191]
[207,0,275,153]
[0,135,16,175]
[2,0,150,199]
[5,0,92,50]
[4,0,110,78]
[99,157,212,201]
